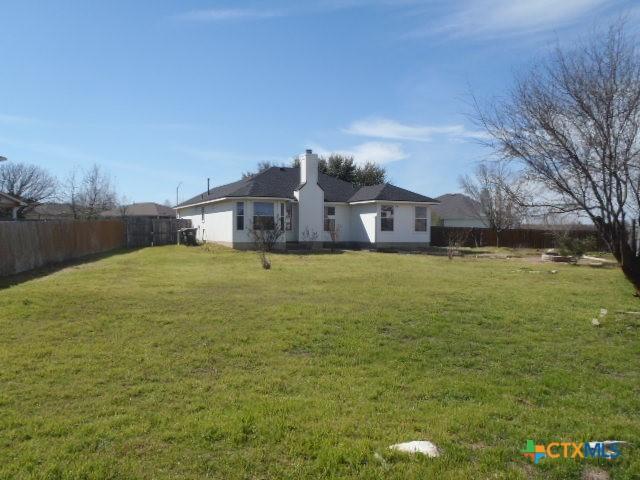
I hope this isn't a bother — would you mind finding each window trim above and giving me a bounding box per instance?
[253,201,275,230]
[285,202,292,231]
[380,205,394,232]
[236,201,244,231]
[324,206,336,232]
[280,203,285,231]
[414,206,428,232]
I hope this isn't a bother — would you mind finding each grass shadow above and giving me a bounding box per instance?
[0,248,141,290]
[279,249,346,256]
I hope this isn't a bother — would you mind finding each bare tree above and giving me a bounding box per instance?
[444,227,471,260]
[474,20,640,292]
[247,217,286,269]
[0,162,57,217]
[64,164,116,220]
[460,162,524,247]
[327,223,341,252]
[300,227,320,249]
[64,169,82,219]
[118,195,130,218]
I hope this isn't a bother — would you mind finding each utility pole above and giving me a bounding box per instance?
[176,181,182,207]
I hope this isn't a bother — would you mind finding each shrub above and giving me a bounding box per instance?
[554,232,597,257]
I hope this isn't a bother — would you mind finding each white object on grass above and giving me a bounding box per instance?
[600,308,608,318]
[389,441,440,457]
[591,318,600,326]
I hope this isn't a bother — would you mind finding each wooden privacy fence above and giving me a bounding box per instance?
[124,218,191,247]
[0,218,193,277]
[0,220,125,276]
[430,226,603,249]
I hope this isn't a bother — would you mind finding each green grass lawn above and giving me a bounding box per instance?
[1,246,639,479]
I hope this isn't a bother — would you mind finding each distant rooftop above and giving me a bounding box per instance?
[432,193,482,219]
[101,202,176,218]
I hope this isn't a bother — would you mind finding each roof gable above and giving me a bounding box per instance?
[348,183,438,203]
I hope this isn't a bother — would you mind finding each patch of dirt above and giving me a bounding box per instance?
[582,466,610,480]
[468,442,487,451]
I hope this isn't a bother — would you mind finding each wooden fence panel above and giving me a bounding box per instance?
[124,218,191,247]
[430,226,603,249]
[0,218,193,277]
[0,220,125,276]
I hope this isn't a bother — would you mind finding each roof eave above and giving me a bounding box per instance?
[176,196,297,209]
[348,199,439,205]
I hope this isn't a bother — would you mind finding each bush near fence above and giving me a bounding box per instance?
[430,226,604,250]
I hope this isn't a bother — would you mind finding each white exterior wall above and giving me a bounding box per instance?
[233,199,288,246]
[376,203,431,245]
[179,200,434,247]
[285,203,299,242]
[350,203,377,243]
[321,203,351,243]
[178,199,292,247]
[180,201,234,244]
[296,151,325,242]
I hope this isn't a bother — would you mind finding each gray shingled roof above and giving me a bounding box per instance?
[348,183,438,203]
[431,193,482,219]
[177,166,436,207]
[101,202,176,218]
[0,191,27,206]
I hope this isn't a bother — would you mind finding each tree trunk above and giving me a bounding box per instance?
[495,230,500,248]
[618,243,640,295]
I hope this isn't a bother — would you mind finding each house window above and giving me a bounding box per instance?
[324,206,336,231]
[201,207,205,222]
[415,206,428,232]
[280,203,285,231]
[285,203,292,231]
[253,201,274,230]
[236,202,244,230]
[381,205,394,231]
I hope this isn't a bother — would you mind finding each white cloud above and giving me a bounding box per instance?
[313,142,407,165]
[0,136,95,163]
[410,0,615,39]
[0,114,41,125]
[345,118,487,142]
[174,8,284,22]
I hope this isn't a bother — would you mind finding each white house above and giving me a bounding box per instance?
[175,150,439,249]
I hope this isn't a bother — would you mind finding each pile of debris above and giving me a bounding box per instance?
[541,249,575,263]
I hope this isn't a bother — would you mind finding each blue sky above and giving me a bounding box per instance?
[0,0,636,204]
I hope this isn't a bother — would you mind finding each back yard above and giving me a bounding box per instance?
[0,246,638,479]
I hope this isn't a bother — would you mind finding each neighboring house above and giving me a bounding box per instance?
[432,193,487,228]
[176,150,439,249]
[0,192,27,220]
[25,203,75,220]
[100,202,176,219]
